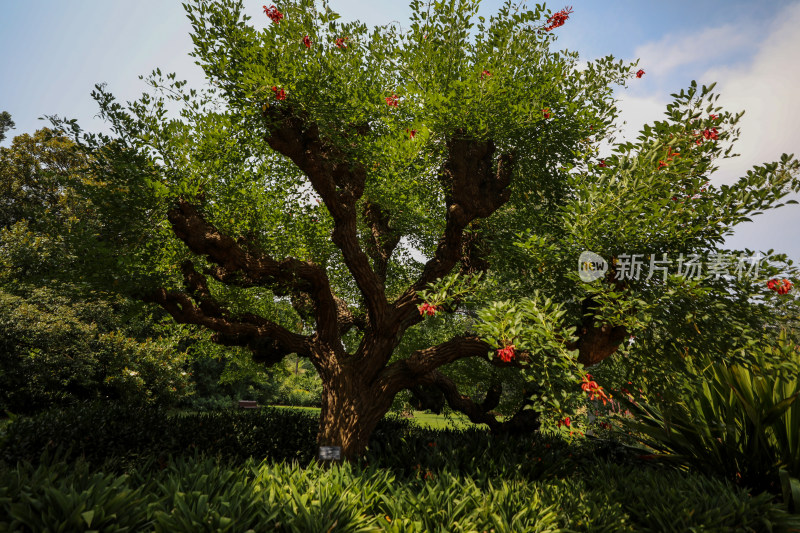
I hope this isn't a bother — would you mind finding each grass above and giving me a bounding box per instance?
[269,405,479,430]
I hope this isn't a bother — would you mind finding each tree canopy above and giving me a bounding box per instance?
[52,0,800,458]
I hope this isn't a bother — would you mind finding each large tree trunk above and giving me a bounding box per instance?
[316,364,393,461]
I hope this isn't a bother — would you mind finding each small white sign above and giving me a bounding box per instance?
[319,446,342,461]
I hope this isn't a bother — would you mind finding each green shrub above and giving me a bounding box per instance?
[0,403,323,466]
[1,454,797,532]
[0,288,190,414]
[621,332,800,508]
[0,458,152,532]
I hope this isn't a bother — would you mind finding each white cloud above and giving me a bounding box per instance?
[609,2,800,262]
[703,2,800,184]
[633,23,756,79]
[700,2,800,263]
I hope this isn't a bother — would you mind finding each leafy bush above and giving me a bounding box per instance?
[0,403,322,466]
[3,403,798,530]
[0,457,152,532]
[1,453,797,532]
[621,331,800,509]
[0,288,190,414]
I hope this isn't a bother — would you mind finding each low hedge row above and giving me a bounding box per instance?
[0,402,638,479]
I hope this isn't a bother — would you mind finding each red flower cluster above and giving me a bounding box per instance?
[557,417,571,428]
[581,374,611,405]
[496,344,516,362]
[710,114,719,120]
[302,35,312,48]
[418,302,438,316]
[636,69,645,78]
[598,159,608,168]
[385,94,400,107]
[703,127,719,141]
[542,108,551,119]
[481,69,492,79]
[543,6,574,31]
[263,5,283,23]
[407,129,417,139]
[657,160,668,170]
[335,37,348,49]
[271,85,286,100]
[768,278,793,294]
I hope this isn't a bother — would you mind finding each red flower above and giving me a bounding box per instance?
[543,6,574,31]
[417,302,438,316]
[407,129,417,139]
[335,37,348,49]
[710,114,718,120]
[635,69,645,78]
[497,344,516,362]
[481,69,492,79]
[428,441,436,447]
[557,417,571,428]
[657,160,668,170]
[702,127,719,141]
[768,278,793,294]
[598,159,608,168]
[385,94,399,107]
[581,374,612,405]
[271,85,286,101]
[542,108,551,119]
[302,35,312,48]
[263,5,283,23]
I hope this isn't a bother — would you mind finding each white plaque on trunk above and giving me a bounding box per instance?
[319,446,342,461]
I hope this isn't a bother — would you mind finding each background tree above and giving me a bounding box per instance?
[0,111,14,143]
[0,129,196,414]
[57,0,799,459]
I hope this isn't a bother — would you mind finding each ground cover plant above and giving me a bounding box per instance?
[2,406,799,531]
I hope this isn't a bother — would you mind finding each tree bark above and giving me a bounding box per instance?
[316,360,393,461]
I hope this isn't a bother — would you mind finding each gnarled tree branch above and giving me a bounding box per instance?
[262,106,390,330]
[415,371,540,434]
[393,136,515,329]
[362,200,401,283]
[167,198,343,351]
[146,271,311,366]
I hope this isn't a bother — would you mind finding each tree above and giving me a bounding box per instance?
[58,0,799,459]
[0,129,198,414]
[0,111,14,143]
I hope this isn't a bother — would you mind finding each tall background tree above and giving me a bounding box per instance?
[0,111,14,143]
[54,0,799,458]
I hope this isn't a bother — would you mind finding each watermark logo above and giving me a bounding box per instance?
[578,251,608,282]
[577,251,764,282]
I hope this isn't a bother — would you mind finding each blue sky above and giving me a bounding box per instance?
[2,0,799,264]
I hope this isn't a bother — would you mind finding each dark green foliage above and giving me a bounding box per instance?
[620,332,800,507]
[0,111,14,143]
[1,441,797,531]
[0,288,190,414]
[0,403,321,466]
[2,405,798,530]
[0,458,152,532]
